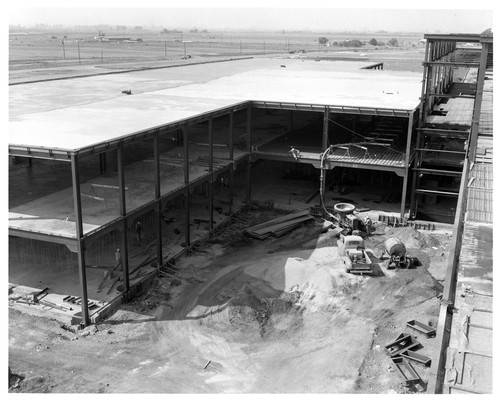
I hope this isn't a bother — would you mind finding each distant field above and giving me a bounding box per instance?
[9,29,425,75]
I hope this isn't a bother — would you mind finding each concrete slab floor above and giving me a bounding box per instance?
[9,112,291,238]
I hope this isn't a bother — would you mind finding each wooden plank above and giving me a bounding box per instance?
[250,215,313,236]
[244,210,310,233]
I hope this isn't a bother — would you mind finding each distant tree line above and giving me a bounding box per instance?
[318,36,399,47]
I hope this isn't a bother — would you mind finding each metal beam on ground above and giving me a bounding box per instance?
[70,154,90,326]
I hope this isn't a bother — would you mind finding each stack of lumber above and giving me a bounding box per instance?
[244,210,314,239]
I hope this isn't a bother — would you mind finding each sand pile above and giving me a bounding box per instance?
[282,257,365,311]
[384,226,440,249]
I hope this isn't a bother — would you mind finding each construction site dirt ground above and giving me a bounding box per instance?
[9,207,451,393]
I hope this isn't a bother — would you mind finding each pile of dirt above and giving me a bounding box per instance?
[384,226,440,249]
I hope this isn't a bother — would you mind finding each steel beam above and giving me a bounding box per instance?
[414,188,459,197]
[424,33,487,42]
[415,167,462,176]
[423,61,480,68]
[251,100,412,117]
[8,228,78,249]
[9,146,72,162]
[117,145,130,293]
[70,154,90,326]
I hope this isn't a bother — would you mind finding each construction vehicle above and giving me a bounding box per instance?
[384,237,416,269]
[329,203,365,235]
[337,234,373,274]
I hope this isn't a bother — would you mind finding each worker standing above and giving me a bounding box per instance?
[115,248,122,267]
[289,146,301,160]
[364,217,372,236]
[135,220,143,243]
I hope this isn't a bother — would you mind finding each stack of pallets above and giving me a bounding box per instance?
[244,210,314,239]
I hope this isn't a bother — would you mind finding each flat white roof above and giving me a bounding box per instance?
[9,58,422,152]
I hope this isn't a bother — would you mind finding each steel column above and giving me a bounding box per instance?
[468,42,489,162]
[228,164,234,214]
[229,110,234,161]
[208,118,214,231]
[228,110,234,215]
[418,40,430,125]
[322,106,329,150]
[117,145,130,293]
[153,134,162,267]
[71,154,90,326]
[400,112,414,220]
[183,125,190,246]
[246,106,252,202]
[427,156,470,394]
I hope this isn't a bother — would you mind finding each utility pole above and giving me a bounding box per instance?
[77,44,81,65]
[62,40,66,60]
[183,41,186,59]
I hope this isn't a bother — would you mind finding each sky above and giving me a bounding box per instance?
[7,1,494,33]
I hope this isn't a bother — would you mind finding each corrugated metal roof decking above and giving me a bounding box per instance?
[326,144,406,167]
[426,97,475,127]
[466,163,493,224]
[478,69,493,136]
